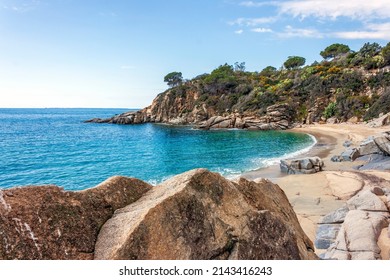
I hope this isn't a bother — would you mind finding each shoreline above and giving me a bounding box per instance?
[240,122,390,256]
[240,128,336,182]
[241,122,390,181]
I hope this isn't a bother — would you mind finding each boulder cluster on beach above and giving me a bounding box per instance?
[331,131,390,171]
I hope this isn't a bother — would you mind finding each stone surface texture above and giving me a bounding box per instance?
[94,169,317,260]
[0,176,152,260]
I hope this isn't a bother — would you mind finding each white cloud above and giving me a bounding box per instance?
[232,0,390,40]
[278,25,323,38]
[334,22,390,40]
[230,17,276,26]
[278,0,390,20]
[239,1,276,7]
[234,29,244,34]
[251,27,273,33]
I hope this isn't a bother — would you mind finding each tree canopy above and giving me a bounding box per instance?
[320,43,350,60]
[381,42,390,66]
[164,72,183,87]
[283,56,306,70]
[234,62,246,72]
[359,42,382,58]
[260,66,277,76]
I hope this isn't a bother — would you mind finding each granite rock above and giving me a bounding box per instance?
[318,205,349,224]
[341,148,360,161]
[315,224,342,249]
[0,176,152,260]
[280,157,324,175]
[359,138,382,156]
[374,135,390,156]
[347,190,388,212]
[94,169,317,260]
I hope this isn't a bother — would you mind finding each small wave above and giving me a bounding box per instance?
[220,133,317,178]
[259,133,317,167]
[148,133,317,184]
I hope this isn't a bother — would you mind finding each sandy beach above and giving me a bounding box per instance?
[242,122,390,257]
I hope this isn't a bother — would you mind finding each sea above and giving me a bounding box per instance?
[0,108,316,190]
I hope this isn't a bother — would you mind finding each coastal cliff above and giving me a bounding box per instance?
[86,90,294,130]
[0,169,317,260]
[87,42,390,130]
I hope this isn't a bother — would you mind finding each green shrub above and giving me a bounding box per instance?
[323,102,337,118]
[364,89,390,120]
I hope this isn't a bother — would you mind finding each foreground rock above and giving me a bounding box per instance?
[280,157,324,175]
[95,169,317,260]
[314,172,390,260]
[0,177,152,260]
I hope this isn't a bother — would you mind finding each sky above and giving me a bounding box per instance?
[1,0,390,108]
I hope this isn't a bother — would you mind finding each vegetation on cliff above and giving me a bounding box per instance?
[163,41,390,123]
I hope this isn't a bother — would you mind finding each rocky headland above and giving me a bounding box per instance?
[86,99,294,131]
[86,42,390,132]
[0,169,317,260]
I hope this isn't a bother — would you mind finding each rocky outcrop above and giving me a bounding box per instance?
[367,112,390,128]
[94,169,317,260]
[315,173,390,260]
[331,132,390,168]
[280,157,324,175]
[85,89,207,125]
[324,209,389,260]
[0,176,152,260]
[85,87,294,130]
[359,136,382,156]
[374,134,390,156]
[197,104,293,130]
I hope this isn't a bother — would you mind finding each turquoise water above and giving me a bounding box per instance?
[0,108,315,190]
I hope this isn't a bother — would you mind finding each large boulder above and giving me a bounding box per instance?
[0,176,152,260]
[374,135,390,156]
[94,169,317,260]
[340,148,360,161]
[280,157,324,175]
[324,210,389,260]
[347,190,388,212]
[367,113,390,128]
[319,178,390,260]
[359,137,382,156]
[357,154,390,171]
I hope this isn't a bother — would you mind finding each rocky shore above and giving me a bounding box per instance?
[0,169,317,260]
[249,122,390,260]
[85,98,294,131]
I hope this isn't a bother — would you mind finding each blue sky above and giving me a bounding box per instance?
[1,0,390,108]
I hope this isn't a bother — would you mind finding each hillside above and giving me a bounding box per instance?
[88,42,390,130]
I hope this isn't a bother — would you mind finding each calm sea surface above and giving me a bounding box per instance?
[0,108,315,190]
